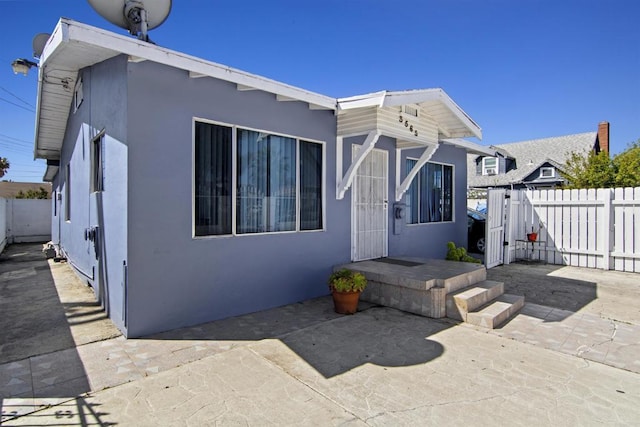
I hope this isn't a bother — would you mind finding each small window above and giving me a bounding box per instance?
[91,132,104,192]
[540,167,555,178]
[482,157,497,175]
[65,165,71,221]
[73,78,83,112]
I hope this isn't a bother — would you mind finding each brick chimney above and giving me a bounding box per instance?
[597,121,609,154]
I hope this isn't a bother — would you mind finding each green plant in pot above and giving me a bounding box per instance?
[328,268,367,314]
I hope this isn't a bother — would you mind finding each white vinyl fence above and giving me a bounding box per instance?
[499,187,640,273]
[0,197,52,253]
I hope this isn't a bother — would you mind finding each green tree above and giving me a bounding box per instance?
[0,157,9,178]
[15,187,50,199]
[613,139,640,187]
[563,150,615,189]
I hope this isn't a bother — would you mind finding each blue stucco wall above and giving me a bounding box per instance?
[124,61,350,337]
[52,56,129,333]
[342,136,468,261]
[389,143,469,258]
[55,54,472,337]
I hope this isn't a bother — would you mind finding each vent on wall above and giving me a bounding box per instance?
[402,105,419,117]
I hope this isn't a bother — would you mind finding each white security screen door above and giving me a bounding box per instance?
[485,188,506,268]
[352,146,388,261]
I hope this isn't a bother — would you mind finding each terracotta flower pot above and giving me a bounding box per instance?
[331,290,361,314]
[527,232,538,242]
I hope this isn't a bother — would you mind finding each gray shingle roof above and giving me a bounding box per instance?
[467,132,597,188]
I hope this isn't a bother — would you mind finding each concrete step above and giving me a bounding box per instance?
[446,280,505,321]
[442,266,487,294]
[466,294,525,329]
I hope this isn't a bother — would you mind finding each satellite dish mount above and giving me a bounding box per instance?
[87,0,172,43]
[124,1,150,41]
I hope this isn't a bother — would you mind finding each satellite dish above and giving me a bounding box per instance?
[32,33,51,59]
[87,0,171,42]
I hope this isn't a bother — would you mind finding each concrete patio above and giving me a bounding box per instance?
[1,244,639,425]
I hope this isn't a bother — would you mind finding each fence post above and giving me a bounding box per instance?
[601,188,612,270]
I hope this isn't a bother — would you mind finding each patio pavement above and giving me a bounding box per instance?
[1,244,639,425]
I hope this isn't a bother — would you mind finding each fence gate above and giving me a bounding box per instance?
[485,189,507,268]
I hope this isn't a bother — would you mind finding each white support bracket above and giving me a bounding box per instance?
[395,143,439,201]
[336,130,381,200]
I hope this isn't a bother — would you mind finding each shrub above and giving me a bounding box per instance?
[446,242,481,264]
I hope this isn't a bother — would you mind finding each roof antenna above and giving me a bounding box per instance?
[87,0,172,43]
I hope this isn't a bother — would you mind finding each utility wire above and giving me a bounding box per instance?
[0,133,32,144]
[0,97,35,113]
[0,86,35,108]
[0,98,35,112]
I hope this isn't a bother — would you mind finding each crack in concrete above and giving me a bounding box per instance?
[576,319,618,357]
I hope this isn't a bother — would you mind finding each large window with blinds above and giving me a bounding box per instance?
[194,121,324,236]
[405,159,453,224]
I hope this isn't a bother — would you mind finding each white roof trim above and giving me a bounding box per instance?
[441,138,495,156]
[34,18,336,160]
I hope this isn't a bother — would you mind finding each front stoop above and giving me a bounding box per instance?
[446,280,525,329]
[446,280,505,321]
[342,258,524,328]
[465,294,525,329]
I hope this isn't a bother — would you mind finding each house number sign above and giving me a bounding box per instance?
[399,115,419,137]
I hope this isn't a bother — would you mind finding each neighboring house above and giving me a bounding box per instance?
[33,19,493,337]
[467,122,609,190]
[0,182,52,198]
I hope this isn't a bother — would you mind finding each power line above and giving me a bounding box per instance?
[0,86,35,108]
[0,133,32,144]
[0,97,35,113]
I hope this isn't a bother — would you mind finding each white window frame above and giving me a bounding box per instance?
[540,167,555,178]
[65,164,71,222]
[482,157,498,175]
[73,78,83,112]
[192,117,326,239]
[405,157,456,225]
[90,131,105,193]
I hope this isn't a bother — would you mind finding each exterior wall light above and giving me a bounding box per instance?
[11,58,38,76]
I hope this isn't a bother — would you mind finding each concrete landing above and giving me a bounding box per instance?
[343,257,487,318]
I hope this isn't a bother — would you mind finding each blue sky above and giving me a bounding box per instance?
[1,0,638,182]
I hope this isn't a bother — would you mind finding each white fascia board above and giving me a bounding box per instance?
[441,138,495,156]
[61,19,336,110]
[380,89,441,107]
[33,66,45,159]
[436,91,482,140]
[337,91,387,110]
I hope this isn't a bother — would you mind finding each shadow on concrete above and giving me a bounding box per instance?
[0,243,114,425]
[279,307,447,378]
[0,396,114,426]
[149,298,447,379]
[0,243,78,364]
[487,261,598,321]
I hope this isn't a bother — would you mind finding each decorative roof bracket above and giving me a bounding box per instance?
[395,143,440,201]
[336,130,381,200]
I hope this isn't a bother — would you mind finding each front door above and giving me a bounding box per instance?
[352,146,388,261]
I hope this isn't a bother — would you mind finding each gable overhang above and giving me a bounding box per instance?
[337,89,482,140]
[34,18,337,162]
[335,89,485,200]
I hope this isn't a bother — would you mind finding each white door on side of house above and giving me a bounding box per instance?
[485,188,506,268]
[352,146,388,261]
